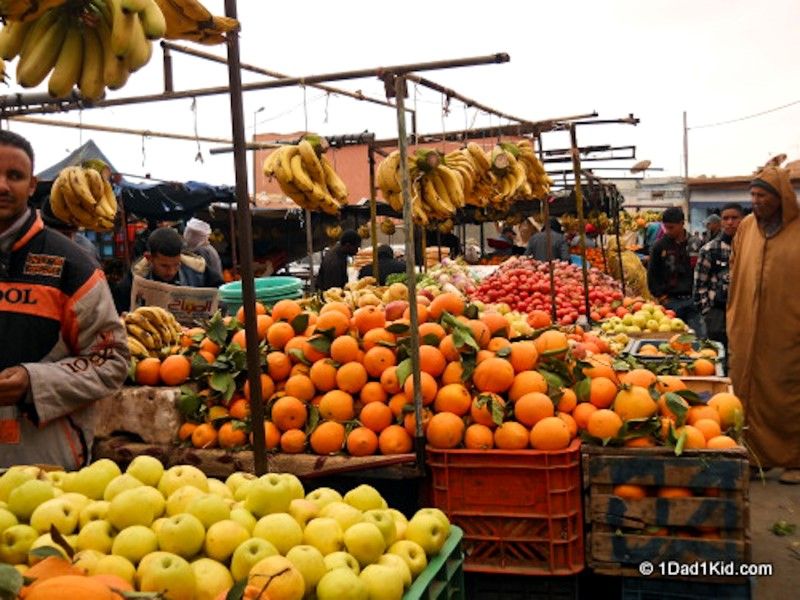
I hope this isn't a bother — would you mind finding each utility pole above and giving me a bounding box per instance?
[683,110,691,224]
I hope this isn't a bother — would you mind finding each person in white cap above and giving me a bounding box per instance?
[184,217,222,278]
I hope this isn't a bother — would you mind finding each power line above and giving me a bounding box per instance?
[690,99,800,130]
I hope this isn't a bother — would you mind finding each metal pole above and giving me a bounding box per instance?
[162,44,173,93]
[227,204,238,278]
[613,195,627,297]
[394,75,424,472]
[368,145,379,280]
[536,133,558,323]
[305,209,315,293]
[569,124,593,325]
[224,0,266,476]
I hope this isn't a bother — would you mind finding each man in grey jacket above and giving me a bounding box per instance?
[525,217,570,262]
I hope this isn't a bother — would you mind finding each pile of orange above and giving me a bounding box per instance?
[172,293,743,456]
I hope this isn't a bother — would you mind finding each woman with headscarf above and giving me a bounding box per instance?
[727,166,800,483]
[184,217,222,278]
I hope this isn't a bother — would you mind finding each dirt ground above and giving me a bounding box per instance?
[749,469,800,600]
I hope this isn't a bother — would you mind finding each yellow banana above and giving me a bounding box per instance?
[0,21,32,60]
[97,18,130,90]
[79,26,105,102]
[437,166,465,208]
[320,157,348,202]
[98,179,118,218]
[427,171,453,213]
[16,13,67,88]
[126,323,157,350]
[262,149,281,177]
[127,336,150,358]
[278,146,298,184]
[56,176,81,226]
[121,0,149,12]
[467,143,490,171]
[67,167,97,210]
[47,24,83,99]
[85,166,105,200]
[49,180,72,225]
[139,0,167,39]
[297,140,326,186]
[126,312,164,347]
[125,14,151,71]
[289,153,314,193]
[110,0,136,58]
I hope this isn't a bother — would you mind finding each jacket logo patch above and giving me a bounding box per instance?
[24,254,65,278]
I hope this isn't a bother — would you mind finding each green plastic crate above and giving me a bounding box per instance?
[404,526,466,600]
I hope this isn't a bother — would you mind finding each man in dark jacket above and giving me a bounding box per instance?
[114,226,224,313]
[358,244,406,284]
[316,229,361,291]
[647,207,705,336]
[0,131,128,469]
[525,217,570,261]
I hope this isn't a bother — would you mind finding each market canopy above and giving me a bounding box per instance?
[33,139,235,220]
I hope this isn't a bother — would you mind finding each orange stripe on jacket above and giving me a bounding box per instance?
[11,215,43,251]
[62,269,106,352]
[0,283,66,320]
[59,420,82,467]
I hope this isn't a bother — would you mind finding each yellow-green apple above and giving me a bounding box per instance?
[207,479,233,500]
[302,517,344,555]
[319,502,363,532]
[277,473,305,501]
[92,554,136,583]
[343,522,386,567]
[29,497,79,534]
[0,467,40,502]
[289,498,319,529]
[377,553,412,588]
[225,472,257,497]
[186,493,230,529]
[79,500,110,528]
[305,487,342,510]
[248,555,305,600]
[76,519,114,553]
[203,519,249,563]
[230,537,279,581]
[233,480,256,503]
[28,533,71,562]
[404,513,447,556]
[322,551,360,575]
[157,513,205,558]
[229,507,256,533]
[360,564,404,600]
[45,470,68,488]
[157,465,209,497]
[387,540,427,577]
[66,459,121,500]
[414,508,450,536]
[0,508,17,535]
[151,517,168,536]
[166,486,205,517]
[285,544,326,593]
[252,512,303,555]
[102,474,144,502]
[362,510,396,546]
[316,567,368,600]
[58,492,91,514]
[343,485,387,512]
[108,488,157,529]
[137,551,196,600]
[245,474,296,517]
[190,557,234,600]
[387,509,408,541]
[0,524,38,563]
[73,549,104,573]
[125,455,164,488]
[7,479,55,520]
[112,525,158,564]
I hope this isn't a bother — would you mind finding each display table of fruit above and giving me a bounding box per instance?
[0,462,461,600]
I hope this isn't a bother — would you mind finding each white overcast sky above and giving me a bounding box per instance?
[6,0,800,186]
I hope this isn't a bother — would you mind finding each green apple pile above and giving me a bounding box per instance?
[0,458,451,600]
[600,302,687,335]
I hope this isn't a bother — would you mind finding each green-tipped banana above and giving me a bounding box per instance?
[110,0,135,58]
[0,21,33,60]
[16,15,67,88]
[124,15,151,72]
[48,24,83,98]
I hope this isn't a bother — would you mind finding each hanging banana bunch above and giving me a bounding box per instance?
[153,0,238,45]
[262,135,349,216]
[516,139,553,198]
[50,163,118,232]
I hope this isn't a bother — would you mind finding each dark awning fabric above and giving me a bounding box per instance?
[35,139,118,181]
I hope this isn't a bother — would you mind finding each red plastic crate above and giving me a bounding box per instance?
[425,439,584,575]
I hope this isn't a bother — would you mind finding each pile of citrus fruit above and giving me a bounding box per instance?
[134,292,742,456]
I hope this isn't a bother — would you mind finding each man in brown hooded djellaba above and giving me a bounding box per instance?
[727,166,800,483]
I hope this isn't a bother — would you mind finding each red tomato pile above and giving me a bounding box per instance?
[471,257,623,325]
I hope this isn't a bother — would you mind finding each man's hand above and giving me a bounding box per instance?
[0,366,30,406]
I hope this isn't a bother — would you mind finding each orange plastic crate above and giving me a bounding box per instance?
[425,439,584,575]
